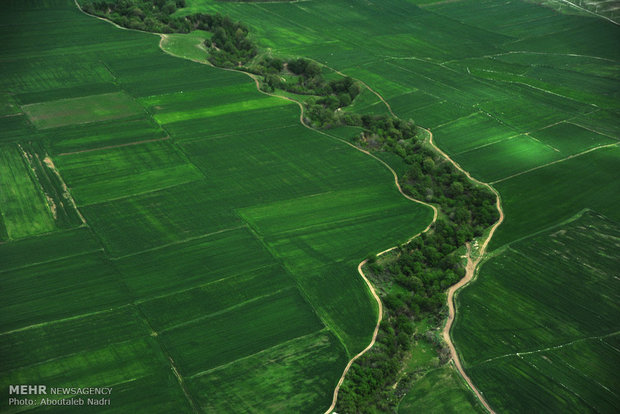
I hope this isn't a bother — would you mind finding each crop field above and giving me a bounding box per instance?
[398,365,484,414]
[432,112,520,155]
[187,0,620,410]
[491,146,620,247]
[452,211,620,412]
[1,0,618,413]
[0,1,433,412]
[0,144,55,239]
[22,91,144,129]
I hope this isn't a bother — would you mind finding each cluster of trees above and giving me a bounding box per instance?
[80,0,256,66]
[80,4,500,411]
[357,115,417,146]
[249,56,363,127]
[336,123,499,412]
[204,15,257,66]
[81,0,189,32]
[81,2,363,116]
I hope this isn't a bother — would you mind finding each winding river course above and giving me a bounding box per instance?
[75,3,503,411]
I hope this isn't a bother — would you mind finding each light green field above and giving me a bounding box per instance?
[433,112,520,155]
[398,365,484,414]
[160,30,211,63]
[491,146,620,248]
[0,144,55,240]
[0,2,436,412]
[22,92,144,129]
[153,95,290,124]
[453,134,560,183]
[1,0,618,412]
[530,121,617,154]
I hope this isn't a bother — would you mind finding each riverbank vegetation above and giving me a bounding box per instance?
[77,2,500,412]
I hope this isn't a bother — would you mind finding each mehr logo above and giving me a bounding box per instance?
[9,385,47,395]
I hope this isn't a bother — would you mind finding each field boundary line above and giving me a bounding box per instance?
[16,144,58,230]
[488,208,592,253]
[109,225,247,260]
[178,123,298,144]
[2,336,147,375]
[0,112,24,118]
[159,286,294,333]
[476,51,618,64]
[40,153,87,224]
[553,0,619,26]
[452,132,523,156]
[134,263,276,304]
[490,142,619,185]
[0,304,133,337]
[167,356,200,413]
[567,121,620,140]
[0,248,104,275]
[57,136,170,156]
[77,178,204,208]
[188,328,328,379]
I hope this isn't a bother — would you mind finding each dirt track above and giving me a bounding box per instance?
[429,128,503,414]
[72,6,501,410]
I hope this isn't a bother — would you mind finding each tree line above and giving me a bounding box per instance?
[80,0,257,66]
[78,2,500,411]
[335,120,499,412]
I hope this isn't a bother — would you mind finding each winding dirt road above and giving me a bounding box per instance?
[429,128,503,414]
[327,69,505,411]
[325,64,504,412]
[156,44,445,414]
[73,6,502,410]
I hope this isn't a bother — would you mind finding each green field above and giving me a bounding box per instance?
[22,91,144,129]
[0,145,55,239]
[176,0,619,411]
[1,0,618,412]
[0,1,433,412]
[398,365,484,414]
[453,211,620,412]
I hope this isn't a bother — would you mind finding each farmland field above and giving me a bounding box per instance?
[1,0,618,413]
[0,144,55,239]
[398,364,485,414]
[452,211,620,412]
[181,0,620,411]
[0,0,433,413]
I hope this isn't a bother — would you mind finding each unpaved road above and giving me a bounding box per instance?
[72,6,502,410]
[429,128,503,414]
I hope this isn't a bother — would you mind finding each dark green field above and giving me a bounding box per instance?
[1,0,618,412]
[0,1,432,412]
[180,0,619,411]
[453,211,620,412]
